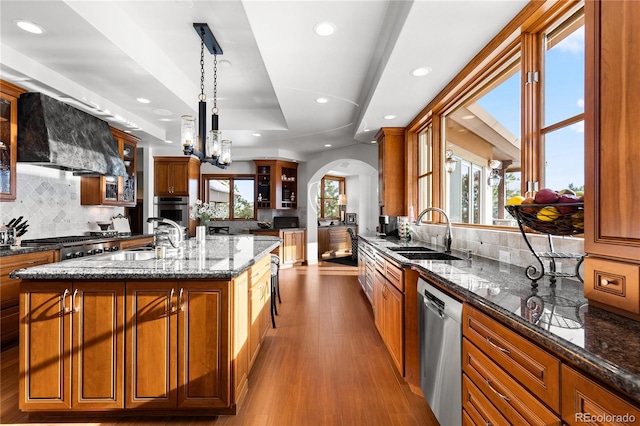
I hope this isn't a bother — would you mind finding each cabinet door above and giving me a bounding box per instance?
[126,282,177,408]
[170,162,190,195]
[72,282,124,410]
[283,230,304,264]
[383,281,404,374]
[177,281,230,408]
[233,272,250,403]
[154,161,172,195]
[20,282,71,410]
[0,82,22,201]
[373,269,385,334]
[248,281,267,369]
[293,230,305,263]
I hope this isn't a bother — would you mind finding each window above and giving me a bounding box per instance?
[317,176,345,220]
[413,1,584,228]
[201,174,255,220]
[542,10,585,193]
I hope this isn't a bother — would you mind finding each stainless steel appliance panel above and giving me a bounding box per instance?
[153,196,189,228]
[418,277,463,426]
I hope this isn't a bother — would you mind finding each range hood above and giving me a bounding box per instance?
[17,92,126,177]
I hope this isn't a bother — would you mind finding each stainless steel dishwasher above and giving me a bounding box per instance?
[418,277,463,426]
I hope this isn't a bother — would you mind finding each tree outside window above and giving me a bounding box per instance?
[317,176,344,220]
[202,175,255,220]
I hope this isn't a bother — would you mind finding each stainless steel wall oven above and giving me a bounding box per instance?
[153,196,189,228]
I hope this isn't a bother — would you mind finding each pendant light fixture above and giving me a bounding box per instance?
[182,23,231,169]
[487,159,502,187]
[444,149,457,174]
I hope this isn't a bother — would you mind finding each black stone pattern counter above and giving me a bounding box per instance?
[359,233,640,404]
[11,235,281,280]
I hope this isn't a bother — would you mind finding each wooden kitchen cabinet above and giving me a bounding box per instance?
[154,156,200,196]
[81,128,139,207]
[252,229,305,267]
[126,280,231,410]
[376,127,405,216]
[318,225,357,256]
[119,236,154,251]
[1,250,56,347]
[584,0,640,320]
[254,160,298,209]
[248,255,271,370]
[373,254,404,375]
[19,281,125,411]
[357,239,374,304]
[561,365,640,426]
[0,80,24,202]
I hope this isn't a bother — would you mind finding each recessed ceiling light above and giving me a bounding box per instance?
[363,128,370,132]
[136,97,150,104]
[218,59,232,68]
[324,144,332,147]
[314,22,336,36]
[410,67,432,77]
[16,20,44,34]
[384,115,396,120]
[159,118,172,122]
[370,140,377,144]
[252,133,261,137]
[165,140,174,144]
[462,115,474,120]
[316,97,329,104]
[152,108,172,116]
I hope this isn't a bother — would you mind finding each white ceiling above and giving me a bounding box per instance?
[0,0,528,162]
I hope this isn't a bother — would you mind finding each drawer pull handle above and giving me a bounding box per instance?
[61,288,70,313]
[486,336,510,354]
[169,288,175,313]
[600,278,614,286]
[486,379,510,402]
[71,289,79,313]
[179,288,184,311]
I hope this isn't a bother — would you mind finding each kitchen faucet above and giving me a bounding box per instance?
[147,217,184,248]
[414,207,453,253]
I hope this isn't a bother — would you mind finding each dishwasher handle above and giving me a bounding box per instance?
[423,292,445,319]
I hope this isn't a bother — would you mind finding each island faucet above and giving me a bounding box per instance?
[147,217,184,248]
[414,207,453,253]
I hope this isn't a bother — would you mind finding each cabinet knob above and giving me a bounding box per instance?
[600,277,615,286]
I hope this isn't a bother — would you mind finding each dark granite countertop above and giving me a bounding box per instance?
[11,235,281,280]
[0,234,155,257]
[359,233,640,404]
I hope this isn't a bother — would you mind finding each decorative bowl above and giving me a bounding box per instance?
[257,222,272,229]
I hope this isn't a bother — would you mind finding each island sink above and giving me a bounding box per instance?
[388,246,434,252]
[397,252,461,261]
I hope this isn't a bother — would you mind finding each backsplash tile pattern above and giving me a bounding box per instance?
[1,165,123,239]
[411,223,585,272]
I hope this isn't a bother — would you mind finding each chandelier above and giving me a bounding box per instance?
[182,23,231,169]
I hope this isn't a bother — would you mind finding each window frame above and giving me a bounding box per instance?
[410,0,584,229]
[318,175,345,220]
[201,174,256,220]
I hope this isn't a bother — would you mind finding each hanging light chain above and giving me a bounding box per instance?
[198,35,206,102]
[212,53,219,114]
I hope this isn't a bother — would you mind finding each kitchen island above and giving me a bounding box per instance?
[358,233,640,424]
[11,235,281,416]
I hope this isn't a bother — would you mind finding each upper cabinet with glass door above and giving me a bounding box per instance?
[0,81,24,201]
[80,128,139,207]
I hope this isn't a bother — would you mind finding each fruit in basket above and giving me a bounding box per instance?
[506,195,525,205]
[537,206,560,222]
[557,193,581,214]
[558,188,576,196]
[572,211,584,230]
[534,188,560,204]
[520,197,538,213]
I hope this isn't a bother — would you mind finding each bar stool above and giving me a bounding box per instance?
[270,254,281,328]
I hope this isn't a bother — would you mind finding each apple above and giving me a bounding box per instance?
[557,194,581,214]
[520,197,539,215]
[534,188,560,204]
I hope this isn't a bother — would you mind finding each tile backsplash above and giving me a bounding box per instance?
[410,223,585,271]
[1,164,124,239]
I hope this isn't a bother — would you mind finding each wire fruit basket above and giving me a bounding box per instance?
[505,203,585,285]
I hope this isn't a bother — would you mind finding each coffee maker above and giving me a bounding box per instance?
[378,215,399,236]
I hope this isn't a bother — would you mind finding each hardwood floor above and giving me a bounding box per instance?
[0,262,437,425]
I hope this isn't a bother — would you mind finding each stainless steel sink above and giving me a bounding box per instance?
[398,252,461,261]
[388,246,434,252]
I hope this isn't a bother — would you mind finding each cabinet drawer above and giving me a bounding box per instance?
[385,260,403,292]
[562,365,640,426]
[1,250,56,307]
[374,252,385,273]
[463,305,561,411]
[463,374,509,426]
[584,257,640,314]
[463,339,561,425]
[250,255,271,285]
